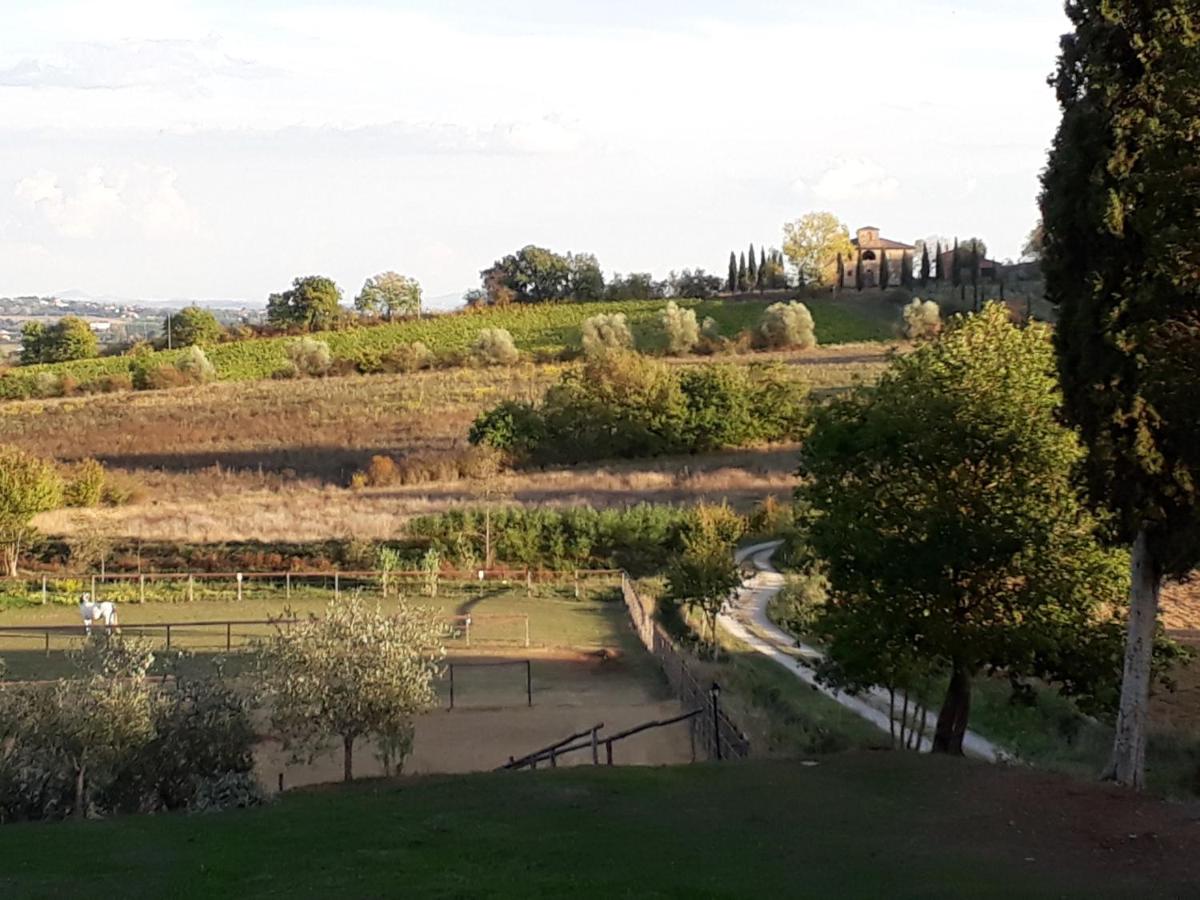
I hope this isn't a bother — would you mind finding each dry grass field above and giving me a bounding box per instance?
[5,345,892,543]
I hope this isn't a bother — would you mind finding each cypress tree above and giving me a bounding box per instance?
[920,244,931,287]
[933,241,942,284]
[1043,0,1200,789]
[901,250,913,289]
[757,247,767,291]
[836,253,845,292]
[738,252,748,292]
[728,252,738,293]
[854,253,864,291]
[747,243,758,286]
[879,251,891,290]
[951,238,961,287]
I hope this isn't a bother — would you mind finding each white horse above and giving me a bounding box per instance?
[79,594,118,634]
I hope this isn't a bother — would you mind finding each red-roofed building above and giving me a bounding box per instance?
[840,227,914,289]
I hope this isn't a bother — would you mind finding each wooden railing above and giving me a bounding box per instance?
[500,709,704,771]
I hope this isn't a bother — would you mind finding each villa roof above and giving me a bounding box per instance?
[851,235,915,251]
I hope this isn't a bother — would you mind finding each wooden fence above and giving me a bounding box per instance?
[619,574,750,761]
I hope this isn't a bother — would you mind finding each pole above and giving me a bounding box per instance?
[188,574,194,603]
[226,621,232,651]
[41,576,47,605]
[139,574,145,604]
[166,624,172,650]
[449,664,455,710]
[286,572,291,601]
[524,616,530,649]
[711,686,722,761]
[45,632,50,656]
[236,574,243,603]
[591,726,599,765]
[526,660,532,707]
[335,572,340,600]
[90,575,96,600]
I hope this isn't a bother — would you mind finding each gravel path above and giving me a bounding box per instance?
[719,540,1006,762]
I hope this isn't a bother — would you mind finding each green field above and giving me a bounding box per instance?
[0,296,897,399]
[1,754,1194,898]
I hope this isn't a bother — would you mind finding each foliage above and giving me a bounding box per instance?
[470,352,808,465]
[286,337,333,377]
[660,301,700,354]
[267,276,344,332]
[901,299,942,340]
[670,269,723,299]
[758,302,816,350]
[257,597,445,781]
[63,458,106,508]
[408,503,736,576]
[782,213,855,287]
[0,445,63,578]
[605,272,665,301]
[799,304,1152,755]
[1041,0,1200,788]
[479,245,602,304]
[355,272,422,320]
[471,328,520,366]
[176,345,217,383]
[665,505,745,658]
[581,313,635,356]
[20,316,98,365]
[165,306,223,348]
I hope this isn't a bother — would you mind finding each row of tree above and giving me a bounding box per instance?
[725,245,789,293]
[467,245,723,306]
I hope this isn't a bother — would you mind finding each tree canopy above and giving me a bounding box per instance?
[0,445,63,577]
[266,276,343,332]
[1041,0,1200,788]
[354,272,422,320]
[782,212,854,288]
[20,316,98,365]
[799,304,1139,755]
[165,306,223,348]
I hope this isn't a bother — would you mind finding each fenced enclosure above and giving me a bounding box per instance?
[440,659,533,710]
[621,574,750,761]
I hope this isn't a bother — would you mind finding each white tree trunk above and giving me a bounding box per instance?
[1105,526,1162,789]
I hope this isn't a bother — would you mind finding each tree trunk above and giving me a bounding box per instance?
[74,765,86,819]
[343,735,355,782]
[932,664,972,755]
[1104,526,1162,789]
[4,539,19,578]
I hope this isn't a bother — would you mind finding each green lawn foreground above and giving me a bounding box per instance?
[3,753,1196,899]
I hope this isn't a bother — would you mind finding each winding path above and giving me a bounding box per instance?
[719,541,1005,762]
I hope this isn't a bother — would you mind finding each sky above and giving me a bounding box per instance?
[0,0,1070,308]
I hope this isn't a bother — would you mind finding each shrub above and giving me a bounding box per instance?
[287,337,333,377]
[165,306,224,348]
[93,373,133,393]
[385,341,434,372]
[471,328,519,366]
[902,298,942,340]
[176,346,217,384]
[363,454,398,487]
[63,459,106,508]
[581,313,634,357]
[758,302,817,350]
[138,364,192,390]
[33,372,63,398]
[468,401,545,458]
[100,471,143,506]
[661,301,700,355]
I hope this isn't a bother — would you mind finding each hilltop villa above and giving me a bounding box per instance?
[839,227,914,290]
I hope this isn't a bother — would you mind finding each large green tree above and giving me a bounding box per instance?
[480,245,574,304]
[354,272,422,320]
[20,316,98,365]
[164,306,223,348]
[799,305,1136,755]
[267,276,343,332]
[1041,1,1200,788]
[727,252,738,293]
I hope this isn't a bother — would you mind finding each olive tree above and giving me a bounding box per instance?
[665,506,745,659]
[1041,1,1200,787]
[799,305,1141,755]
[257,598,445,782]
[267,276,343,332]
[0,446,63,577]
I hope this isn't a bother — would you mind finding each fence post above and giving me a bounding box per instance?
[526,568,532,597]
[334,572,340,600]
[524,616,530,649]
[90,574,97,600]
[166,624,172,650]
[526,659,532,707]
[591,725,599,765]
[41,576,47,605]
[139,574,145,604]
[711,682,723,761]
[236,573,243,603]
[605,740,614,766]
[45,632,50,656]
[187,575,194,603]
[286,572,291,601]
[226,621,232,651]
[449,664,455,710]
[574,570,580,599]
[465,616,471,648]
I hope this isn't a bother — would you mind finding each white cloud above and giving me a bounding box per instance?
[14,166,199,239]
[808,158,901,203]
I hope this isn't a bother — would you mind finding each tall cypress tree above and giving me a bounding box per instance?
[879,251,891,290]
[920,244,931,288]
[738,252,748,292]
[901,250,913,289]
[854,253,864,291]
[836,253,845,292]
[1042,0,1200,789]
[933,241,942,284]
[757,247,767,291]
[951,238,961,287]
[747,243,758,286]
[728,252,738,293]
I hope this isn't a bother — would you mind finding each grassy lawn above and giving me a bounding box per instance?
[2,754,1196,898]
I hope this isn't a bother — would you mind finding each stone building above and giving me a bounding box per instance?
[840,227,914,290]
